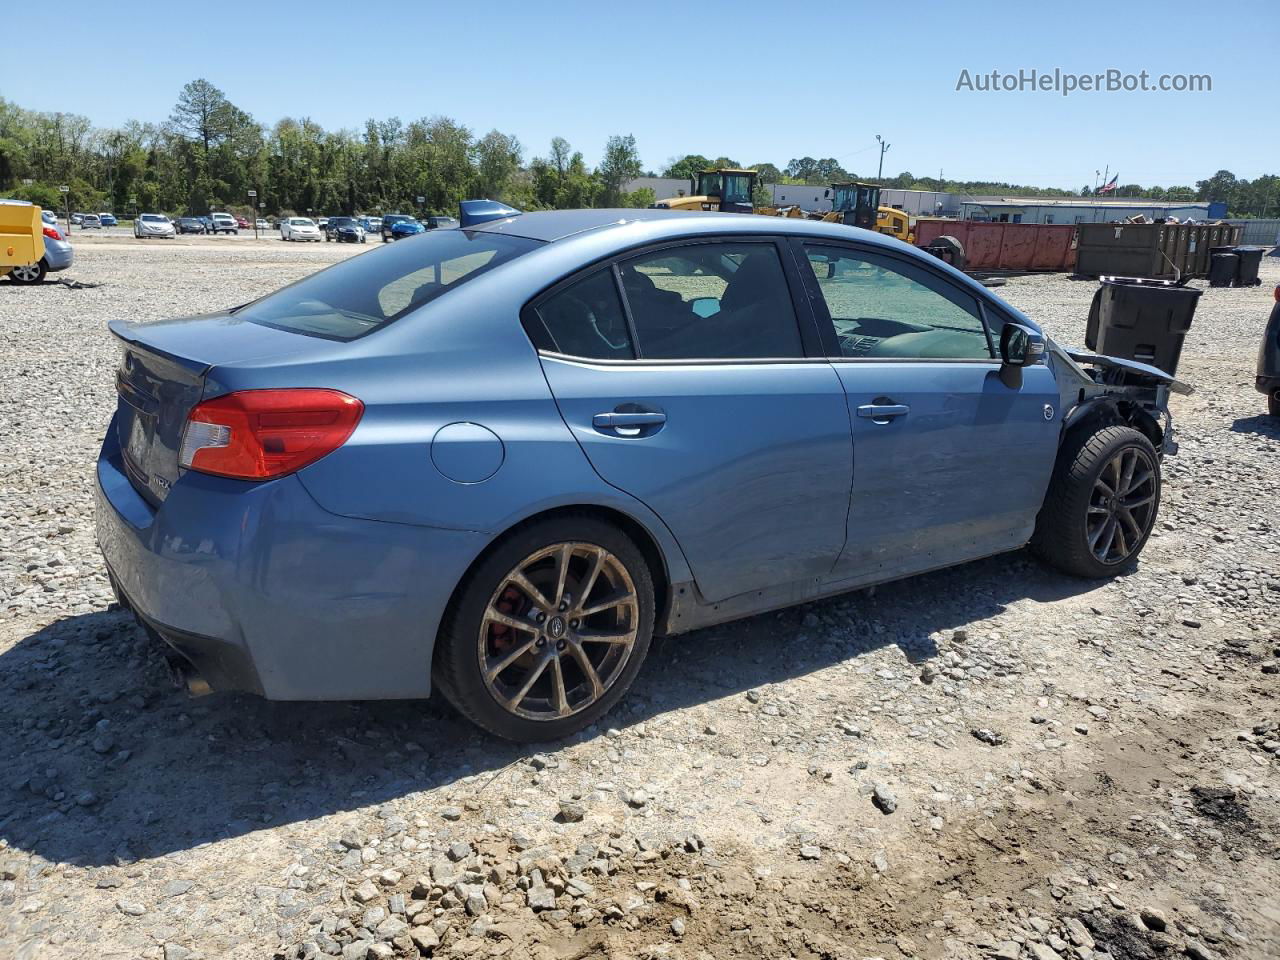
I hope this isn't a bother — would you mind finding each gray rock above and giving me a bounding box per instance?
[1139,907,1168,932]
[526,885,556,911]
[115,899,146,916]
[352,879,380,904]
[558,799,586,823]
[799,844,821,860]
[163,945,193,960]
[440,806,463,821]
[871,783,897,815]
[447,841,473,862]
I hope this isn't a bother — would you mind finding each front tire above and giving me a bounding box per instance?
[1268,392,1280,418]
[434,517,655,742]
[1032,425,1160,578]
[8,259,48,284]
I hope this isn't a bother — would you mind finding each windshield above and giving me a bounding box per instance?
[289,218,312,226]
[238,230,540,340]
[140,214,166,222]
[331,217,354,226]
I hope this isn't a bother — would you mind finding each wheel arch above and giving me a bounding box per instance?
[1062,395,1164,452]
[433,502,685,675]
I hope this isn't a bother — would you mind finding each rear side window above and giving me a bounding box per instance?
[533,270,634,360]
[238,230,540,340]
[618,242,803,359]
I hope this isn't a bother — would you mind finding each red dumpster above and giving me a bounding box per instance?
[914,220,1078,272]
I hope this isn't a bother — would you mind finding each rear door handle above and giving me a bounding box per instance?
[856,403,910,422]
[592,411,667,428]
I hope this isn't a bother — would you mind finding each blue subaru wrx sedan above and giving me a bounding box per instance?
[96,205,1184,741]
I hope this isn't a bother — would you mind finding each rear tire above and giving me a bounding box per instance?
[8,259,47,284]
[1032,425,1160,578]
[1268,393,1280,418]
[434,517,655,742]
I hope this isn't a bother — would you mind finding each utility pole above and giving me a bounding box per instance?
[876,134,891,181]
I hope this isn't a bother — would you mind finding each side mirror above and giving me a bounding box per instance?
[998,322,1044,388]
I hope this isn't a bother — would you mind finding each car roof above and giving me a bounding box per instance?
[468,207,911,250]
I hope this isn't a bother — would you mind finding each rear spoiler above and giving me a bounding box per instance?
[458,199,521,228]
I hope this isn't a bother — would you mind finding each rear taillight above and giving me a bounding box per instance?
[42,225,61,241]
[180,389,363,480]
[1274,284,1279,303]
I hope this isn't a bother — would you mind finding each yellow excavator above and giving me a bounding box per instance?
[651,169,912,241]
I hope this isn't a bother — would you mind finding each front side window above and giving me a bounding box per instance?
[238,230,540,340]
[619,242,803,359]
[803,244,992,360]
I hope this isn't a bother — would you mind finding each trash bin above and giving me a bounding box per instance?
[1233,246,1265,286]
[1086,275,1202,376]
[1208,252,1239,287]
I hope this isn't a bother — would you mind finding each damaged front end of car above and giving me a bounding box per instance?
[1048,341,1191,457]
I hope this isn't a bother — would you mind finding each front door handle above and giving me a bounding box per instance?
[856,403,910,423]
[592,411,667,428]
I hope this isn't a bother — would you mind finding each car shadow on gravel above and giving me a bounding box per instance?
[0,550,1094,867]
[1229,414,1280,437]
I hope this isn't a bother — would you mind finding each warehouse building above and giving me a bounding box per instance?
[625,177,1216,224]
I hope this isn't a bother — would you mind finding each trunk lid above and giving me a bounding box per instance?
[108,313,325,504]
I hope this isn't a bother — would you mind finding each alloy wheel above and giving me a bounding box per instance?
[477,542,639,721]
[1086,446,1157,565]
[11,263,43,283]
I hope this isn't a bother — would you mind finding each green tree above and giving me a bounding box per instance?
[597,134,642,206]
[662,154,710,179]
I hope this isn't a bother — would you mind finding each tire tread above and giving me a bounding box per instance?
[1032,424,1159,578]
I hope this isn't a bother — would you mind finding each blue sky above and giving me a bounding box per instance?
[9,0,1276,189]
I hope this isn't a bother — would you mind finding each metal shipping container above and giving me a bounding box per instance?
[913,220,1078,272]
[1074,222,1242,280]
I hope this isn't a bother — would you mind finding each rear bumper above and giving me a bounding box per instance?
[95,417,490,700]
[44,241,73,272]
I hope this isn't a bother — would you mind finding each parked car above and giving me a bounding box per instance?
[317,217,329,230]
[366,216,382,233]
[235,215,251,229]
[208,213,239,235]
[380,213,415,242]
[1257,283,1280,417]
[424,215,459,230]
[99,212,118,227]
[95,208,1183,742]
[176,217,206,234]
[71,212,86,225]
[255,218,269,231]
[81,214,101,229]
[134,213,176,239]
[280,217,321,241]
[389,219,425,240]
[1,201,73,284]
[324,216,366,243]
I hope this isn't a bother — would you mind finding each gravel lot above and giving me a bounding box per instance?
[1,235,1277,960]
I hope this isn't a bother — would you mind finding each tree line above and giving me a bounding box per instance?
[2,80,1276,220]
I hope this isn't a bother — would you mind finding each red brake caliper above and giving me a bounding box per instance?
[490,586,525,654]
